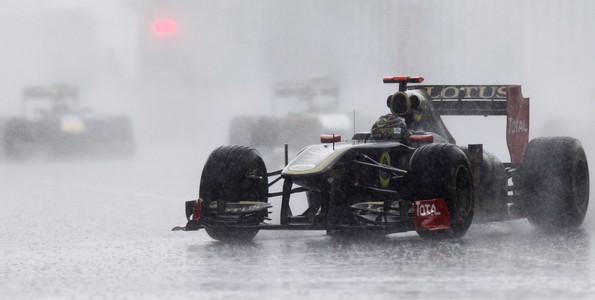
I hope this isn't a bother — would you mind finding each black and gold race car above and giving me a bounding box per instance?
[174,76,589,241]
[3,84,134,159]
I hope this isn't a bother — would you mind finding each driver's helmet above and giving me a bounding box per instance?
[371,113,409,141]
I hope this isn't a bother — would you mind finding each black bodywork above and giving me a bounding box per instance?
[3,84,134,159]
[175,76,590,241]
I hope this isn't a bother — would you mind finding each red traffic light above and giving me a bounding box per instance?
[151,18,178,36]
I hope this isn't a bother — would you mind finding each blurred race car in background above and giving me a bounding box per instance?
[175,75,590,242]
[228,76,355,157]
[3,84,135,159]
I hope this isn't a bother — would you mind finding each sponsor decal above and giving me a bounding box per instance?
[416,202,441,216]
[412,199,451,231]
[225,204,262,213]
[418,85,509,99]
[505,86,529,164]
[507,117,528,134]
[378,151,391,188]
[375,127,402,135]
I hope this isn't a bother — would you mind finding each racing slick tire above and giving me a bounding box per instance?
[517,137,589,231]
[199,145,268,241]
[3,119,32,160]
[409,144,474,239]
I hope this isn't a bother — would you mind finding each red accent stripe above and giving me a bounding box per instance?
[383,76,425,84]
[505,86,529,165]
[320,135,341,143]
[409,134,434,143]
[192,199,203,220]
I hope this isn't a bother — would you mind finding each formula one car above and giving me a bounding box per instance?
[173,76,590,241]
[228,76,354,157]
[3,84,135,159]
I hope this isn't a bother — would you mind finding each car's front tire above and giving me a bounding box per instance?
[409,144,474,239]
[199,145,268,241]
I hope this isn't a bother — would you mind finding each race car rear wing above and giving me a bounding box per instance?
[20,84,80,117]
[408,85,509,116]
[408,84,529,164]
[23,84,78,99]
[274,77,339,97]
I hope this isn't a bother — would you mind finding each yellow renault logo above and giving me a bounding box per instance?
[379,151,391,187]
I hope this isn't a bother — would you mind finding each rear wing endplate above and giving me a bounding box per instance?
[409,84,529,164]
[505,86,529,164]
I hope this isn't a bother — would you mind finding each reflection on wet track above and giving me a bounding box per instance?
[1,153,594,299]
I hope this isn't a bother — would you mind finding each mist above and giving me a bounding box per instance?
[0,0,593,218]
[0,0,592,213]
[0,1,592,157]
[2,1,595,299]
[0,1,595,146]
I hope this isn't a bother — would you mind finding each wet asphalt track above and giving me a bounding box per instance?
[1,148,594,300]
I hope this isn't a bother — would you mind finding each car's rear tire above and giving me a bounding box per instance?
[517,137,589,231]
[199,145,268,241]
[409,144,474,239]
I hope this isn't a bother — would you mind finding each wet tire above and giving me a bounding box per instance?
[409,144,474,239]
[199,145,268,241]
[3,119,31,160]
[517,137,589,231]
